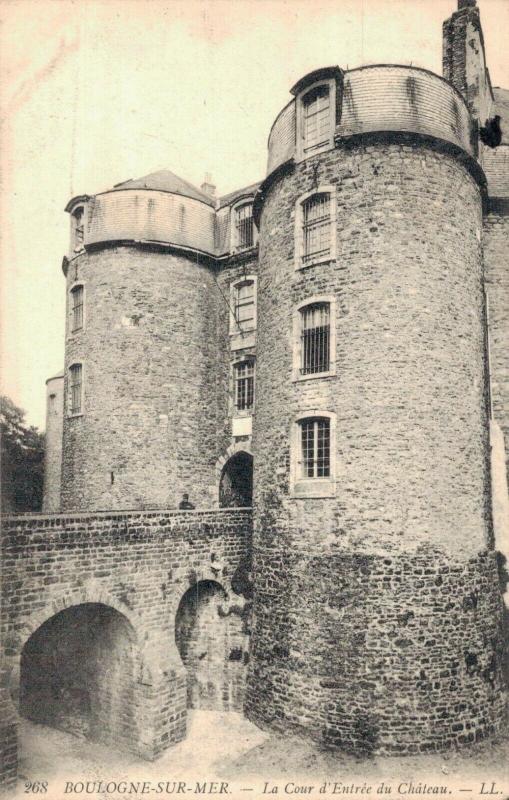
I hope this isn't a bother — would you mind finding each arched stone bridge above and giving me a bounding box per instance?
[0,508,252,790]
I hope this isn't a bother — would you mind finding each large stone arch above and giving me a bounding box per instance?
[216,441,253,508]
[5,586,151,706]
[3,585,187,762]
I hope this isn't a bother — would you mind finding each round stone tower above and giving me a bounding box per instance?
[61,171,219,511]
[246,65,507,753]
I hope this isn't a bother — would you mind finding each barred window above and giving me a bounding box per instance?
[73,207,84,249]
[303,85,330,153]
[300,303,330,374]
[233,280,255,332]
[69,364,83,415]
[234,359,255,412]
[235,203,254,250]
[71,285,84,332]
[300,418,330,478]
[302,193,331,265]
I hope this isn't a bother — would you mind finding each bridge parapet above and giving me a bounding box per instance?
[1,507,252,770]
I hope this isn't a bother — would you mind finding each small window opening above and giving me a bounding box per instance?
[69,364,82,415]
[71,285,84,332]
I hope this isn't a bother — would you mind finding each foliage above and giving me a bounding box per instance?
[1,395,45,512]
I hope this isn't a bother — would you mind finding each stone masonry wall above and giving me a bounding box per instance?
[246,140,505,752]
[42,376,63,512]
[1,508,252,768]
[484,213,509,471]
[61,246,219,512]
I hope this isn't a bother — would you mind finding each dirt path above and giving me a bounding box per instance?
[13,712,509,800]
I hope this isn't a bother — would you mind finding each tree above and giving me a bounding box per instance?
[1,396,45,512]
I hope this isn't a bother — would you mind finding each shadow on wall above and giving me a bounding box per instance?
[175,580,247,711]
[19,603,143,751]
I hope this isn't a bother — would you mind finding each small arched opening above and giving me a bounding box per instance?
[219,451,253,507]
[175,580,247,711]
[20,603,142,750]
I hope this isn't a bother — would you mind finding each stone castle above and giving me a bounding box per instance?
[1,0,508,791]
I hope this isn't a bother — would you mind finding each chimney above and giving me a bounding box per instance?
[442,0,492,127]
[201,173,216,198]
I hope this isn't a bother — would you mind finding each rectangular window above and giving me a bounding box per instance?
[303,86,330,153]
[301,303,330,374]
[234,280,255,332]
[71,285,84,332]
[234,360,255,411]
[302,193,331,265]
[235,204,254,250]
[69,364,82,415]
[300,418,330,478]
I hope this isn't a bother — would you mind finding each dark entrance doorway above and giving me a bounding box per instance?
[219,452,253,507]
[20,603,142,751]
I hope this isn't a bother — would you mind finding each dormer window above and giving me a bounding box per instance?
[291,68,342,161]
[233,202,255,251]
[303,86,330,154]
[72,206,85,251]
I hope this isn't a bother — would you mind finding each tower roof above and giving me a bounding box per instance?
[109,169,216,206]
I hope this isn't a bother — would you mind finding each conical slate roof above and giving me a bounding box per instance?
[110,169,215,206]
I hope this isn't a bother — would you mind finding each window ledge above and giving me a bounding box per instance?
[293,369,336,383]
[296,257,335,272]
[233,410,254,419]
[67,412,84,419]
[291,479,336,498]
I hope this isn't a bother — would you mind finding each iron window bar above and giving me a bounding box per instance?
[71,285,84,332]
[300,302,330,374]
[235,204,254,250]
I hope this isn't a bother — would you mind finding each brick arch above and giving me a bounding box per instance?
[215,442,253,505]
[4,587,156,710]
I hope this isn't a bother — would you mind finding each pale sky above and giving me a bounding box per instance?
[1,0,507,430]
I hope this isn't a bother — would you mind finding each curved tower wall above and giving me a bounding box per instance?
[61,244,218,512]
[42,374,64,512]
[246,138,506,752]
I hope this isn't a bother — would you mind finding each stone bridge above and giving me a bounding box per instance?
[0,508,252,791]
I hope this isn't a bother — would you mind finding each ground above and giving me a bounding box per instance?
[12,712,509,800]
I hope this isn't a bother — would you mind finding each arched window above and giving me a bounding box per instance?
[234,202,254,250]
[68,363,83,416]
[302,85,330,154]
[295,188,336,270]
[291,412,336,497]
[70,284,84,333]
[234,358,255,412]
